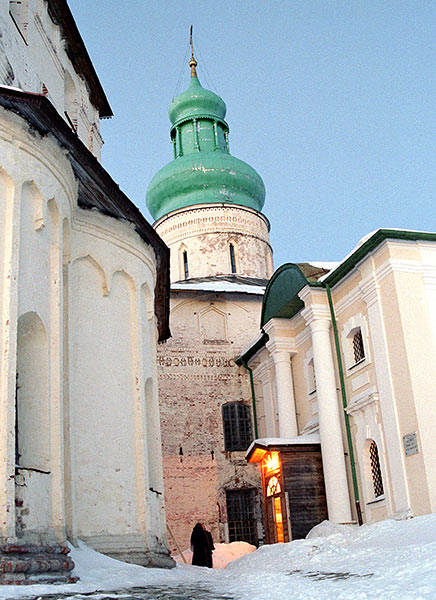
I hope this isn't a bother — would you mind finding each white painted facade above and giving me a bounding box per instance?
[0,0,173,574]
[0,0,109,159]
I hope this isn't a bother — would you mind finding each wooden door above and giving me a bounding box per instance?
[264,492,290,544]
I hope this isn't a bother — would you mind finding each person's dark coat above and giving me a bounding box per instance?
[190,523,214,567]
[205,529,215,568]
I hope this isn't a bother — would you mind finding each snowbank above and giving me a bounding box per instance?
[173,541,256,569]
[221,514,436,599]
[0,515,435,598]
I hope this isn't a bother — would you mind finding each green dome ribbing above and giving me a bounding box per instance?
[146,72,265,221]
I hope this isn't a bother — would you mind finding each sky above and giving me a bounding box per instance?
[68,1,436,269]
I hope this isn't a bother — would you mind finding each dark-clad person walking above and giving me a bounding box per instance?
[190,522,214,567]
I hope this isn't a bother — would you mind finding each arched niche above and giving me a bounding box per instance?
[21,180,45,231]
[0,169,14,268]
[9,1,29,42]
[200,305,228,343]
[48,199,60,267]
[62,217,70,266]
[110,269,136,295]
[0,167,14,203]
[16,312,49,471]
[141,282,154,321]
[71,255,108,297]
[64,71,78,131]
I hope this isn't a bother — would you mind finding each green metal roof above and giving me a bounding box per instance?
[146,72,265,221]
[169,76,226,125]
[323,229,436,287]
[260,264,307,327]
[147,152,265,221]
[237,228,436,364]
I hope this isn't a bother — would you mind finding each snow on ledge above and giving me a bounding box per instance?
[171,281,266,294]
[246,434,321,457]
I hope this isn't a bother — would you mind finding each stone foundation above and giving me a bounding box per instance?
[0,543,77,585]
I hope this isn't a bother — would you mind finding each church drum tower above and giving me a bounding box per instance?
[146,41,273,553]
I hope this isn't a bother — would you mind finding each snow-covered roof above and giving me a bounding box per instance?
[172,281,265,294]
[319,228,436,283]
[246,434,321,460]
[172,276,267,295]
[307,261,340,271]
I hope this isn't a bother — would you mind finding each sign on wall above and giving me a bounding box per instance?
[403,433,419,457]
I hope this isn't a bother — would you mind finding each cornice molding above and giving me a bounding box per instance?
[346,387,379,415]
[300,304,331,327]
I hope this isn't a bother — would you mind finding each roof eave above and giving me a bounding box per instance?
[323,229,436,288]
[0,88,170,341]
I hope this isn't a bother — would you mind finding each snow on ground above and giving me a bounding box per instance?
[173,541,256,569]
[0,514,436,599]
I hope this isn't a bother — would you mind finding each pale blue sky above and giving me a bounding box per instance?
[68,0,435,268]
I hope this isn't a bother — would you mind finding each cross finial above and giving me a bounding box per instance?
[189,25,197,77]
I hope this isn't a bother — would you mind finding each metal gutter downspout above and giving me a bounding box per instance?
[325,283,363,526]
[240,359,259,440]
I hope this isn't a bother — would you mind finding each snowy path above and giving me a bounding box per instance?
[1,514,436,600]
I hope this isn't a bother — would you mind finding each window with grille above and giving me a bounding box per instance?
[226,489,258,545]
[352,329,365,363]
[222,402,253,451]
[369,440,384,498]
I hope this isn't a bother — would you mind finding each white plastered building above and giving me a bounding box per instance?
[242,231,436,543]
[0,0,173,582]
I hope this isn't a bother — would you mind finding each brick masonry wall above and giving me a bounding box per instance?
[158,291,264,555]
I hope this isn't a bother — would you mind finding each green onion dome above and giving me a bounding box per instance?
[146,72,265,222]
[169,76,226,125]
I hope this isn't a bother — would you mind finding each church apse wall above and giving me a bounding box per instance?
[0,91,173,579]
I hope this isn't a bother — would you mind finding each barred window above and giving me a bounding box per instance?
[226,489,258,545]
[222,402,253,451]
[352,329,365,363]
[369,440,384,498]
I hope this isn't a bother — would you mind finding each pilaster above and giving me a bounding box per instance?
[253,358,276,437]
[358,269,412,516]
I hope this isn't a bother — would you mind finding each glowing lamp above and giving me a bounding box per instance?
[265,451,280,473]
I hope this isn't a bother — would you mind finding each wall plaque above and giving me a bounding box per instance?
[403,433,419,457]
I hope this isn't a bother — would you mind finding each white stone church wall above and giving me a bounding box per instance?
[0,0,103,158]
[0,106,170,565]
